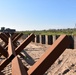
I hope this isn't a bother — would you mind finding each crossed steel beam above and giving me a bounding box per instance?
[0,33,35,74]
[0,32,71,75]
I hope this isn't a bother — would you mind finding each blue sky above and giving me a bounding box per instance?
[0,0,76,31]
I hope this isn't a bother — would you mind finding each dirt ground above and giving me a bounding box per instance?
[20,43,76,75]
[0,42,76,75]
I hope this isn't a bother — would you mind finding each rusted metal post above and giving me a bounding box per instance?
[0,53,2,57]
[27,35,71,75]
[5,33,10,37]
[2,33,22,50]
[8,37,16,57]
[12,56,28,75]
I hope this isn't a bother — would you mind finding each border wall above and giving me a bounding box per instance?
[23,34,75,49]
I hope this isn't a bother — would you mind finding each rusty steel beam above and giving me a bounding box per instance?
[0,33,35,71]
[0,53,2,57]
[8,37,16,57]
[5,33,10,37]
[12,56,28,75]
[3,43,8,49]
[0,72,4,75]
[12,33,19,40]
[3,33,23,49]
[3,33,22,49]
[1,33,8,40]
[0,33,8,44]
[11,32,14,34]
[15,33,35,55]
[27,35,71,75]
[0,37,16,71]
[12,33,23,43]
[0,58,12,71]
[0,45,8,58]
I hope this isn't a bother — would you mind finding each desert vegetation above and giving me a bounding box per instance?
[19,28,76,35]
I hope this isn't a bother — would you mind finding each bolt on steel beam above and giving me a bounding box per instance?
[27,35,71,75]
[12,56,28,75]
[8,37,16,57]
[0,53,2,57]
[3,33,23,49]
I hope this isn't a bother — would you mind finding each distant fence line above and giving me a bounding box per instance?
[23,34,75,49]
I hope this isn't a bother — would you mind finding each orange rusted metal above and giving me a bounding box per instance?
[0,37,16,71]
[0,45,8,58]
[0,33,72,75]
[12,56,28,75]
[11,33,19,40]
[0,33,8,44]
[15,33,35,55]
[12,33,23,43]
[0,33,35,72]
[27,35,71,75]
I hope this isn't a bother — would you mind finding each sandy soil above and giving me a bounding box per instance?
[20,43,76,75]
[0,42,76,75]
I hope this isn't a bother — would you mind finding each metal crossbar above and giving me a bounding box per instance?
[0,33,35,73]
[27,35,71,75]
[12,56,28,75]
[0,32,71,75]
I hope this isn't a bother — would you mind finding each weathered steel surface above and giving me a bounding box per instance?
[27,35,71,75]
[0,53,2,57]
[15,33,35,55]
[0,37,16,71]
[11,33,19,40]
[0,33,35,72]
[0,45,8,58]
[1,33,8,40]
[0,33,8,44]
[12,33,23,43]
[0,72,4,75]
[8,37,16,56]
[12,56,28,75]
